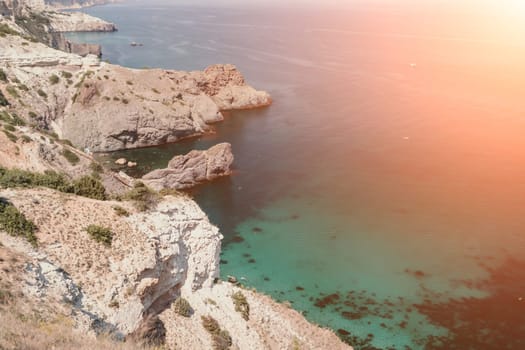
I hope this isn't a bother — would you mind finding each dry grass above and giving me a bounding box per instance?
[0,309,144,350]
[0,244,147,350]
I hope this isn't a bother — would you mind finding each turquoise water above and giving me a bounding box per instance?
[68,2,525,349]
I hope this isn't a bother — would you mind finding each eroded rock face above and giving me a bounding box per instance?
[58,64,268,152]
[47,11,117,33]
[0,187,350,349]
[0,188,222,334]
[1,27,271,152]
[142,143,234,191]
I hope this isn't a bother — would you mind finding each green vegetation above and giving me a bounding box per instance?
[89,161,103,174]
[0,168,107,201]
[0,23,19,37]
[201,315,220,334]
[3,130,17,142]
[5,86,19,98]
[112,206,129,217]
[158,188,181,197]
[17,84,28,92]
[0,90,8,106]
[108,300,119,309]
[28,111,37,119]
[59,139,74,147]
[37,89,47,99]
[49,74,60,85]
[0,287,14,305]
[61,71,73,79]
[21,135,31,143]
[122,182,159,211]
[172,297,192,317]
[0,199,37,247]
[3,124,15,132]
[9,113,25,126]
[74,71,94,89]
[205,298,217,306]
[85,224,113,247]
[232,291,250,321]
[0,168,71,192]
[61,149,80,165]
[0,69,7,82]
[72,176,106,201]
[201,316,232,350]
[0,111,24,126]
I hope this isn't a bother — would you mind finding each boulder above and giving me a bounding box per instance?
[142,143,234,190]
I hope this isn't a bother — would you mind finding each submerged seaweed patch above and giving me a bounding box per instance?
[415,258,525,349]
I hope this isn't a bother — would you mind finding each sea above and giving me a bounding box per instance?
[66,1,525,349]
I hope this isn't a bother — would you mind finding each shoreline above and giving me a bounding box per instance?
[0,1,351,348]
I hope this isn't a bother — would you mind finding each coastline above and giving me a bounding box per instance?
[0,1,351,349]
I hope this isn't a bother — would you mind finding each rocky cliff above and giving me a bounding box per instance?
[0,186,349,349]
[45,0,119,9]
[0,30,271,151]
[0,0,115,57]
[47,10,117,32]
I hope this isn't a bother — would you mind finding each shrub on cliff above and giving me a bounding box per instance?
[123,182,159,211]
[0,198,37,247]
[232,291,250,321]
[172,297,192,317]
[112,206,129,217]
[37,89,47,99]
[89,161,103,174]
[72,176,106,201]
[201,315,233,350]
[0,168,71,192]
[5,86,18,98]
[49,74,60,85]
[61,149,80,165]
[61,71,73,79]
[0,23,19,37]
[85,225,113,246]
[0,69,7,82]
[0,90,9,106]
[4,124,15,132]
[1,112,26,127]
[3,130,17,142]
[0,168,106,201]
[128,314,166,347]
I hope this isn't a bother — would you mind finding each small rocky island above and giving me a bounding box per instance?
[0,0,351,349]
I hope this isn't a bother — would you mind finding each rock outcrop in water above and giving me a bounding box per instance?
[198,64,272,110]
[142,143,234,191]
